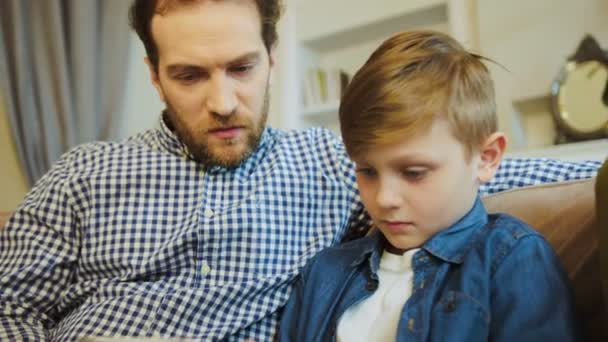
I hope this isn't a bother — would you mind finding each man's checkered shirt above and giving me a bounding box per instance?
[0,118,600,341]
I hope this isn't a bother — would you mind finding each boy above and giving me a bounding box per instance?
[278,30,580,341]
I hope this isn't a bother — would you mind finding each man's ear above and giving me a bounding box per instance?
[477,132,507,183]
[145,57,166,102]
[268,45,276,68]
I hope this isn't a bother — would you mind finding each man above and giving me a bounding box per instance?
[0,0,599,341]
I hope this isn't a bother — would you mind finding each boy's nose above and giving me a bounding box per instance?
[206,75,237,117]
[375,182,402,209]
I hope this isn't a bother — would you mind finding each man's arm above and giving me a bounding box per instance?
[316,130,373,242]
[0,154,82,340]
[480,157,600,195]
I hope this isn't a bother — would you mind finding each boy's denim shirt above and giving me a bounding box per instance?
[279,197,581,342]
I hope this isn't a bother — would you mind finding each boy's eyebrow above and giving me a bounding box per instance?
[165,51,261,74]
[393,153,432,161]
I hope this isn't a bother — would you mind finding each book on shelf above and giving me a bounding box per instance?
[303,67,350,108]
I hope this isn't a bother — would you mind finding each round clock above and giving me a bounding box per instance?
[551,60,608,142]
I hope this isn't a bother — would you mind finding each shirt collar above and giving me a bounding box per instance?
[349,231,386,276]
[154,113,274,176]
[350,196,488,271]
[422,196,488,264]
[155,113,189,158]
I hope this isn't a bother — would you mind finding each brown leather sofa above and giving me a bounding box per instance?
[1,161,607,339]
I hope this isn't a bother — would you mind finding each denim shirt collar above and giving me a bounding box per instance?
[350,196,488,272]
[349,231,386,276]
[423,196,488,263]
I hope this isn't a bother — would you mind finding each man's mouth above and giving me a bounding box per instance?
[209,126,243,139]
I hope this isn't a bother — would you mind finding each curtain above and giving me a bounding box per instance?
[0,0,131,185]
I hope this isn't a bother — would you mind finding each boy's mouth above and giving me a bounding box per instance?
[381,220,414,232]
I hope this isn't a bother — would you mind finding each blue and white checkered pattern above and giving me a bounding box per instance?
[0,118,600,341]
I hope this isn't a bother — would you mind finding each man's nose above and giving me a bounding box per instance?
[206,75,237,117]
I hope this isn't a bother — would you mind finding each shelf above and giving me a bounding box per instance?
[296,0,447,51]
[507,138,608,161]
[302,101,340,123]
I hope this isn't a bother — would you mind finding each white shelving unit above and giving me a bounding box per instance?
[273,0,478,133]
[507,138,608,162]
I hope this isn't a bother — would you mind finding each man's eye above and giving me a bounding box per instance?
[231,64,254,74]
[175,73,200,82]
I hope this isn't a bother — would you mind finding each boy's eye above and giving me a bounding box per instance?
[401,168,427,181]
[355,167,377,178]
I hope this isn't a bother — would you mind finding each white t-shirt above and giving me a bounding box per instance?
[336,248,419,342]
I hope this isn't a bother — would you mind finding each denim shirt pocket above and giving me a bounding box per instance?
[430,290,490,341]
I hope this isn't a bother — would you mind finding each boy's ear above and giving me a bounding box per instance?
[145,57,166,103]
[477,132,507,183]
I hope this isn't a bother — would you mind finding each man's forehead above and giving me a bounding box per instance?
[154,0,207,15]
[150,0,261,40]
[153,0,256,16]
[150,0,265,64]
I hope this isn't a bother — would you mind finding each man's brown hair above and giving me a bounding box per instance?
[129,0,283,71]
[339,30,496,160]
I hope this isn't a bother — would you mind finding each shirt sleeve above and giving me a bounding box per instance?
[314,129,373,243]
[480,157,601,196]
[0,149,85,341]
[489,234,581,341]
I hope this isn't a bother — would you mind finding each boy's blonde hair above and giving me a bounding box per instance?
[339,30,496,160]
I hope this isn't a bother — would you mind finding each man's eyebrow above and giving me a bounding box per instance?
[165,52,261,74]
[229,51,261,64]
[166,64,202,75]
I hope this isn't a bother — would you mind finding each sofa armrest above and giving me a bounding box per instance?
[0,211,11,230]
[595,160,608,314]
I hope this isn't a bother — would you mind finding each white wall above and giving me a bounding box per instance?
[115,33,165,139]
[478,0,608,150]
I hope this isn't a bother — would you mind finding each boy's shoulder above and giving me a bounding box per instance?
[479,212,552,268]
[485,213,543,244]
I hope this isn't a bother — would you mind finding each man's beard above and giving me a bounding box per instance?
[164,90,270,168]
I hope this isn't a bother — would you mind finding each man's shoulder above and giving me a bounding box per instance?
[268,127,353,179]
[56,129,170,173]
[273,127,343,151]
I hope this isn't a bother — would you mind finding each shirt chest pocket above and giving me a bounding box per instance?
[428,291,490,341]
[199,172,342,284]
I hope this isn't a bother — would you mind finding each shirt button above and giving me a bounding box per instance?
[408,318,415,331]
[201,262,212,275]
[203,208,214,218]
[366,280,378,291]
